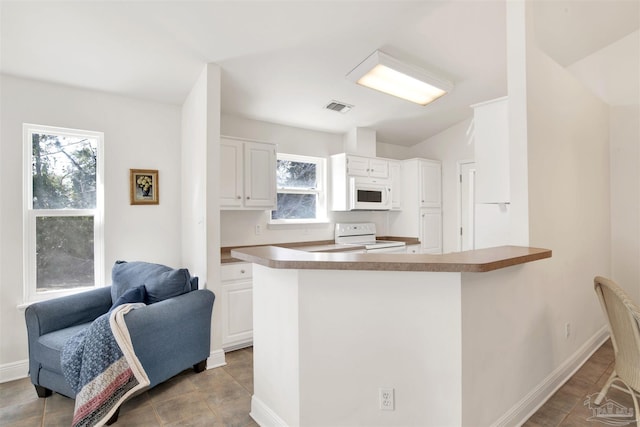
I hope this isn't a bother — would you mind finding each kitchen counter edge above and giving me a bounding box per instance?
[230,245,552,273]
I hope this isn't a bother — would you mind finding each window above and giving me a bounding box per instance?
[23,124,104,302]
[271,153,327,223]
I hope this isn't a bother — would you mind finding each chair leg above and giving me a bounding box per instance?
[595,370,617,404]
[193,360,207,373]
[105,407,120,425]
[34,385,52,398]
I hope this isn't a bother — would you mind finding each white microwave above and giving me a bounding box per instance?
[349,177,392,210]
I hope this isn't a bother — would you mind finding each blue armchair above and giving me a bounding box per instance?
[24,261,215,422]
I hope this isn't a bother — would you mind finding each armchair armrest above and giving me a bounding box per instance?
[124,289,215,387]
[25,287,112,337]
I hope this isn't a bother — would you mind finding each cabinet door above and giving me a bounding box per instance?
[244,142,276,208]
[419,161,441,208]
[221,264,253,349]
[420,208,442,254]
[221,281,253,348]
[389,161,402,210]
[220,139,243,208]
[369,159,389,178]
[346,156,370,177]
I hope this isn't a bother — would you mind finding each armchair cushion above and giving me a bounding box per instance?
[109,285,147,312]
[111,261,191,304]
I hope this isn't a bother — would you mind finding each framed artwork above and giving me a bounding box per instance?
[130,169,159,205]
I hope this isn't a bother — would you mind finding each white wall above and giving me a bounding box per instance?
[610,105,640,302]
[0,75,182,377]
[181,69,209,282]
[410,118,474,253]
[219,114,393,247]
[461,2,611,425]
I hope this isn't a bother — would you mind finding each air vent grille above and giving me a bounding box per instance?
[324,100,353,114]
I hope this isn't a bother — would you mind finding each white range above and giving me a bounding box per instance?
[334,222,406,253]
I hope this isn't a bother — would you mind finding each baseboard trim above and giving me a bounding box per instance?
[251,395,289,427]
[0,359,29,384]
[491,326,609,427]
[207,348,226,369]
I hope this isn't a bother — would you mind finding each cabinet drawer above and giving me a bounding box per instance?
[221,263,253,281]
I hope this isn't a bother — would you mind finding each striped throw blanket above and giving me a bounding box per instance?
[62,303,150,427]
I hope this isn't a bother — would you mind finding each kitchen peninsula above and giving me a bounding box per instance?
[231,245,551,427]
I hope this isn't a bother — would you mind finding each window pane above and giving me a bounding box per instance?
[276,160,316,189]
[36,216,94,291]
[272,193,317,220]
[32,133,98,209]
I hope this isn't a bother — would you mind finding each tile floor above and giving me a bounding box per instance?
[0,347,257,427]
[523,339,637,427]
[0,340,635,427]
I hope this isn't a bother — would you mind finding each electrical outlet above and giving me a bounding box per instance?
[255,224,262,235]
[379,388,394,411]
[565,322,571,339]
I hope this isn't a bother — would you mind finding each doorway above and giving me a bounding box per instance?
[459,161,476,251]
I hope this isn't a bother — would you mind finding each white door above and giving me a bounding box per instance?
[389,161,402,210]
[459,162,476,251]
[420,208,442,254]
[346,156,370,177]
[244,142,276,208]
[369,158,389,178]
[220,139,243,208]
[420,160,442,208]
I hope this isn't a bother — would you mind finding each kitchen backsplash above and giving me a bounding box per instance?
[220,210,391,247]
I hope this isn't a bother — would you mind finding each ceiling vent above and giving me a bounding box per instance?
[324,100,353,114]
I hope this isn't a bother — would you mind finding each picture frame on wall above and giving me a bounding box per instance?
[130,169,159,205]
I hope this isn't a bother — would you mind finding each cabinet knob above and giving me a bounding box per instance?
[246,196,251,200]
[240,269,245,274]
[237,196,241,199]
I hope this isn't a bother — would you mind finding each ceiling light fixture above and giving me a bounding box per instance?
[346,50,453,106]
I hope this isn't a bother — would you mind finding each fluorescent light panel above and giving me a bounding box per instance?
[347,50,453,106]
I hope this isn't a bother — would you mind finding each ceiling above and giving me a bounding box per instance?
[1,1,637,147]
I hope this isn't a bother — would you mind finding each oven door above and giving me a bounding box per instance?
[349,178,391,210]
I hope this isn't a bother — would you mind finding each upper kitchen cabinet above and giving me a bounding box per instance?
[472,97,510,203]
[333,153,389,179]
[388,158,442,253]
[401,158,441,209]
[220,136,277,210]
[389,160,402,210]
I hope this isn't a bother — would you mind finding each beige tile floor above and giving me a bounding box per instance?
[0,347,257,427]
[0,340,634,427]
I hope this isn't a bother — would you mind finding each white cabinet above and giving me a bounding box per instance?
[388,158,442,254]
[220,137,277,210]
[333,153,389,179]
[472,97,509,203]
[220,140,243,208]
[406,244,421,254]
[389,160,402,210]
[420,208,443,254]
[220,263,253,350]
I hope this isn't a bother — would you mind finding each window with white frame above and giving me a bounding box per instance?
[271,153,327,223]
[23,124,104,302]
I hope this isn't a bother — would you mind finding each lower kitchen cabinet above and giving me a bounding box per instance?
[420,208,443,254]
[220,263,253,350]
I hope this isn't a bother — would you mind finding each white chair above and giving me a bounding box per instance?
[594,276,640,421]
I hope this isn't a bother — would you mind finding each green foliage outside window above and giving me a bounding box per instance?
[31,132,98,291]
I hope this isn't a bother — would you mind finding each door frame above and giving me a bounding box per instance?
[457,160,476,252]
